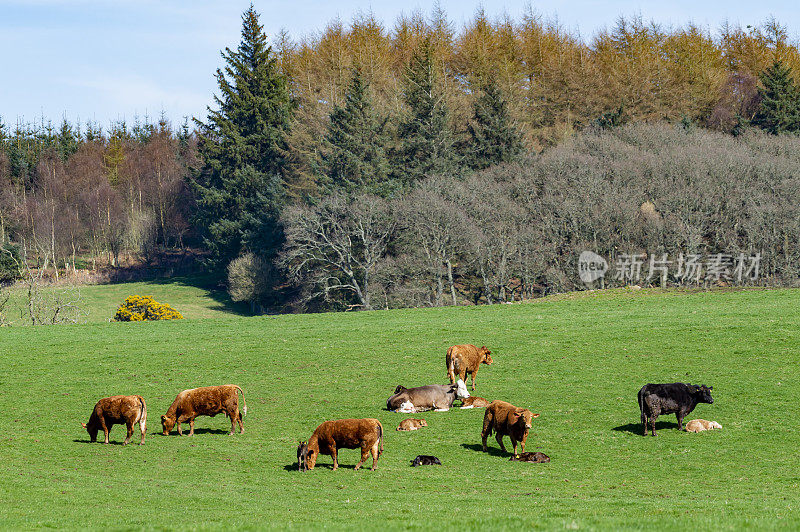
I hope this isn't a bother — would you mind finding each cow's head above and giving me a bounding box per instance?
[454,379,470,399]
[297,441,317,470]
[418,419,428,427]
[510,409,539,429]
[694,384,714,404]
[80,422,98,442]
[161,414,176,435]
[479,346,493,365]
[394,385,407,395]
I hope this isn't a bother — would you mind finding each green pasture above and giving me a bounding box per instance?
[0,285,798,530]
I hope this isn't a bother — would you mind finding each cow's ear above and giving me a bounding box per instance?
[709,386,713,390]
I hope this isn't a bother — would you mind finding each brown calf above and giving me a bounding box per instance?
[509,451,550,463]
[446,344,493,390]
[481,400,539,456]
[685,419,723,432]
[81,395,147,445]
[397,419,427,431]
[297,418,383,472]
[459,396,491,409]
[161,385,247,436]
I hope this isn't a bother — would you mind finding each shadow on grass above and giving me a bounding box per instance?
[461,442,509,457]
[154,428,233,436]
[613,421,680,435]
[284,462,358,471]
[73,439,128,446]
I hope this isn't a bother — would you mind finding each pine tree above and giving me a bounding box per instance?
[192,5,293,283]
[466,77,525,170]
[753,59,800,134]
[395,38,460,184]
[322,68,392,195]
[56,119,80,163]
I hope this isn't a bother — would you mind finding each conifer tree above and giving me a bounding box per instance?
[466,77,525,170]
[395,38,460,184]
[192,5,293,282]
[753,59,800,134]
[323,68,392,195]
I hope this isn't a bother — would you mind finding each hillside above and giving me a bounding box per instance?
[0,287,798,529]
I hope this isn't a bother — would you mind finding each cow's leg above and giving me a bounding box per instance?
[176,420,183,436]
[642,412,648,436]
[229,410,237,435]
[355,445,369,471]
[496,433,506,452]
[447,361,456,385]
[100,417,110,444]
[471,371,477,391]
[123,420,134,445]
[459,367,467,385]
[139,419,146,445]
[331,446,339,471]
[188,418,195,436]
[676,412,684,431]
[237,410,244,434]
[370,441,380,471]
[520,434,527,454]
[481,431,490,452]
[651,414,658,436]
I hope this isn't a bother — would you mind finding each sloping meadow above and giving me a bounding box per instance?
[0,287,798,529]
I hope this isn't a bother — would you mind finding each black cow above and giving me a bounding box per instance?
[638,383,714,436]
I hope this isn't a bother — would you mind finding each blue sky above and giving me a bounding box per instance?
[2,0,799,129]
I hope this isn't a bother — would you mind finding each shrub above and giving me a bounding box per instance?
[0,242,21,283]
[113,295,183,322]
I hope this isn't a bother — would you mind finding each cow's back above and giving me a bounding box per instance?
[176,385,234,416]
[639,383,690,415]
[316,419,380,449]
[96,395,142,422]
[449,344,479,370]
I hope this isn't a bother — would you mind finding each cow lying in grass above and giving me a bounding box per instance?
[481,400,539,456]
[161,385,247,436]
[459,396,491,409]
[81,395,147,445]
[297,418,384,472]
[685,419,722,432]
[397,419,427,431]
[386,380,470,413]
[509,451,550,463]
[446,344,493,390]
[638,383,714,436]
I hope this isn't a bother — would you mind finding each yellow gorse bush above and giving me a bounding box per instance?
[113,295,184,322]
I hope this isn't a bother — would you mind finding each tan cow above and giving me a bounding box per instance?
[459,396,491,409]
[481,400,539,456]
[297,418,384,472]
[81,395,147,445]
[446,344,493,390]
[685,419,723,432]
[161,385,247,436]
[397,419,427,431]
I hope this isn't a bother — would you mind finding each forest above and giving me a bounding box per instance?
[2,6,800,312]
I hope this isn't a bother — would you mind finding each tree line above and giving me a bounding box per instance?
[3,6,800,313]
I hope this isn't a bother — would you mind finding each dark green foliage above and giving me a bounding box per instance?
[594,105,627,130]
[0,241,20,282]
[395,38,461,184]
[753,59,800,134]
[322,68,393,195]
[56,120,80,162]
[192,5,293,279]
[466,77,525,170]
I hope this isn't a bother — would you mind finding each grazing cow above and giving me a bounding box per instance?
[685,419,723,433]
[161,385,247,436]
[509,452,550,463]
[410,455,441,466]
[397,419,428,431]
[297,418,383,472]
[386,380,470,413]
[481,400,539,456]
[638,383,714,436]
[446,345,493,390]
[459,396,491,409]
[81,395,147,445]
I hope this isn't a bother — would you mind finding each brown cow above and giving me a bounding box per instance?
[161,385,247,436]
[481,400,539,456]
[459,396,491,409]
[397,419,427,431]
[297,418,383,472]
[446,344,493,390]
[81,395,147,445]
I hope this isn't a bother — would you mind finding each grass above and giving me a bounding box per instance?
[0,284,798,530]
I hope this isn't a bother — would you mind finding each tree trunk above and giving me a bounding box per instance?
[446,259,457,306]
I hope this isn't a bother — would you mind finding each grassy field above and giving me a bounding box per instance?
[1,285,798,530]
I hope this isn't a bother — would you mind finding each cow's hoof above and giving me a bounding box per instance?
[123,441,129,446]
[139,442,145,446]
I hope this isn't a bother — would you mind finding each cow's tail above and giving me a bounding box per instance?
[137,395,147,430]
[377,420,384,457]
[446,346,456,382]
[637,387,646,427]
[234,385,248,416]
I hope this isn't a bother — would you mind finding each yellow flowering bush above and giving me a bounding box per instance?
[113,295,183,322]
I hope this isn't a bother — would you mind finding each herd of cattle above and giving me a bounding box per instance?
[81,344,721,471]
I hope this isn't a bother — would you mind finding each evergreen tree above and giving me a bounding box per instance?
[753,59,800,134]
[56,119,80,163]
[466,77,525,170]
[395,38,460,184]
[322,68,392,195]
[192,5,293,285]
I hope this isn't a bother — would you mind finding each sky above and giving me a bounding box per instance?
[2,0,800,129]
